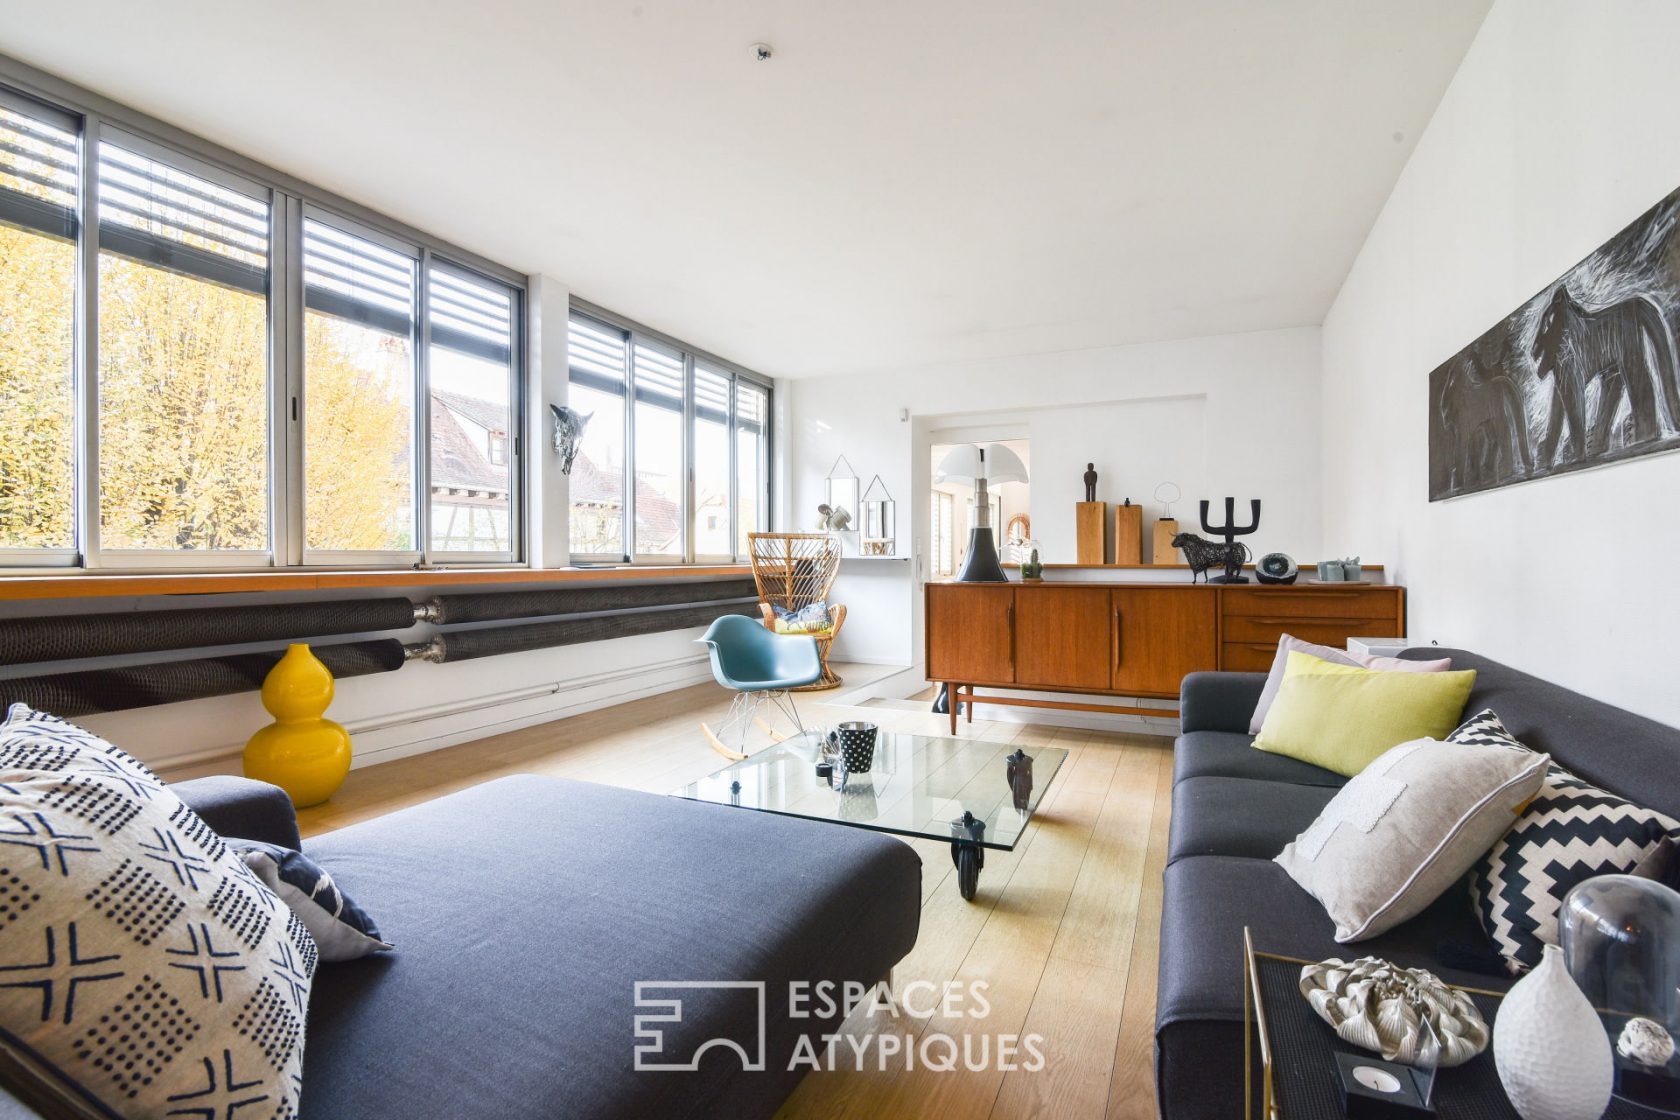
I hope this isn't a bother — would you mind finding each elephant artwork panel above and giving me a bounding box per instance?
[1428,184,1680,500]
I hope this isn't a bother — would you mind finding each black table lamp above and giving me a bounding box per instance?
[934,443,1030,583]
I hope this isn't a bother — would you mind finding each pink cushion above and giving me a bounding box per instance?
[1247,634,1452,734]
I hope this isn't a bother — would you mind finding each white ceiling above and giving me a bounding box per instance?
[1,1,1488,379]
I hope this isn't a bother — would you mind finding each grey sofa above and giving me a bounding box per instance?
[1155,648,1680,1117]
[0,773,922,1120]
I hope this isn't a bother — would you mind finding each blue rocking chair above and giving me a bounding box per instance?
[697,614,823,759]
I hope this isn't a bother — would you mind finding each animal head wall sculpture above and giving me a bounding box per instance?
[549,405,591,475]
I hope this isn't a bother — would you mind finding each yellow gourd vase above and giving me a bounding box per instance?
[243,644,352,808]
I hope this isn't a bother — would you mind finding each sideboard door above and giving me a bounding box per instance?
[1111,588,1217,696]
[926,584,1015,684]
[1014,587,1114,690]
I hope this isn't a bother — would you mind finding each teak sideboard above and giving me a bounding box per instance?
[924,580,1406,732]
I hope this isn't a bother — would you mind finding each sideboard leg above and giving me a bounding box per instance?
[950,686,960,734]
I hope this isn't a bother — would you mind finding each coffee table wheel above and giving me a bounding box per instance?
[953,844,983,900]
[950,811,987,902]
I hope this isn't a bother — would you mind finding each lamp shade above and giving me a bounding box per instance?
[934,443,1029,486]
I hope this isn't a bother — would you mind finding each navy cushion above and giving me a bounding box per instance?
[299,775,921,1120]
[1167,776,1335,866]
[1172,730,1346,789]
[231,840,392,963]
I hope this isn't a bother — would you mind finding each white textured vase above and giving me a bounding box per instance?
[1494,944,1613,1120]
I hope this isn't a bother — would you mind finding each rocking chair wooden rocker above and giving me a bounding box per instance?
[747,532,847,690]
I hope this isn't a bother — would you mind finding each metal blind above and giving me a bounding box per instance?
[303,217,415,335]
[0,99,76,241]
[96,141,268,294]
[429,265,513,364]
[632,338,683,408]
[694,362,730,424]
[567,312,627,394]
[736,381,767,433]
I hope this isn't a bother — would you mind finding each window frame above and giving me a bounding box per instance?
[86,126,281,570]
[0,85,81,568]
[567,300,773,566]
[0,55,527,572]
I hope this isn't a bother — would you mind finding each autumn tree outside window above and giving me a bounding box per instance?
[0,74,524,570]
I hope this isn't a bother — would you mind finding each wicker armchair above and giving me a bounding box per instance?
[747,532,847,690]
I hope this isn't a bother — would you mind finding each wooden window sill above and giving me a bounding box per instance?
[0,565,751,602]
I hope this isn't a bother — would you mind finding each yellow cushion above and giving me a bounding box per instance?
[1252,652,1478,777]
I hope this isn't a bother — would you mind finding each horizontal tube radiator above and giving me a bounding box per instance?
[0,598,418,666]
[424,578,758,625]
[425,602,758,662]
[0,640,408,718]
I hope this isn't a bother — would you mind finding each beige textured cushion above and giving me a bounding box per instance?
[1248,634,1453,734]
[1276,736,1549,942]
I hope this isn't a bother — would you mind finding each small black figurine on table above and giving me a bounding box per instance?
[1083,463,1098,502]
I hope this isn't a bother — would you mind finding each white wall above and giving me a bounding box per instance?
[1322,0,1680,727]
[790,325,1324,668]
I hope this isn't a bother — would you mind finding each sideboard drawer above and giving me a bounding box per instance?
[1222,615,1403,648]
[1220,641,1279,673]
[1220,587,1398,621]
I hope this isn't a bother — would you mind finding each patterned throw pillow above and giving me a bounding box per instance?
[0,704,313,1119]
[770,601,833,635]
[1453,709,1680,974]
[232,840,391,963]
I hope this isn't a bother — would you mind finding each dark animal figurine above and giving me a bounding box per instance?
[1438,349,1530,491]
[1530,285,1680,464]
[1172,532,1250,584]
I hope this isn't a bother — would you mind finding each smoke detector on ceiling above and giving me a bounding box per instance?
[751,42,773,61]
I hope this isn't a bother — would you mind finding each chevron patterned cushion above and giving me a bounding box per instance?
[1454,708,1680,974]
[0,704,313,1119]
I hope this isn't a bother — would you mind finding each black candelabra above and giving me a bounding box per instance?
[1200,497,1261,583]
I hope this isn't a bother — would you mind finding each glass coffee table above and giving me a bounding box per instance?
[675,732,1067,901]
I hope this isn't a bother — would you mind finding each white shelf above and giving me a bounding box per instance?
[841,555,910,562]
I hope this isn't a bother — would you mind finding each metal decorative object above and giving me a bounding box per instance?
[1429,185,1680,501]
[1198,497,1261,583]
[824,455,860,530]
[1256,552,1299,585]
[860,475,896,555]
[1299,956,1490,1068]
[1172,532,1251,584]
[549,404,590,474]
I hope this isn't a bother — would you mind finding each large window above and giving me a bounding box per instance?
[303,217,418,554]
[0,94,77,558]
[567,308,772,563]
[0,74,523,569]
[428,264,517,555]
[97,139,271,554]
